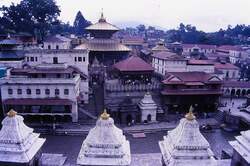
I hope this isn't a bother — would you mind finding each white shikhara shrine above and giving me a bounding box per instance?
[0,110,46,164]
[159,106,218,166]
[229,130,250,165]
[138,92,157,122]
[77,110,131,166]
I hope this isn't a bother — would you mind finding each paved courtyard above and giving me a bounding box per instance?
[41,129,238,165]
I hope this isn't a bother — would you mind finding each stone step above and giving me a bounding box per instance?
[78,107,97,120]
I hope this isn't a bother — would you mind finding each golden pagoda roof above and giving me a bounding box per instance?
[185,106,196,121]
[100,109,110,120]
[85,12,119,31]
[7,109,17,117]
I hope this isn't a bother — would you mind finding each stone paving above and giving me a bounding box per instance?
[41,129,238,165]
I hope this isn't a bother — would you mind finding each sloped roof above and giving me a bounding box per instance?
[44,35,71,43]
[85,13,119,31]
[151,51,185,61]
[152,41,169,51]
[188,59,214,65]
[75,39,130,52]
[113,55,154,72]
[183,44,217,49]
[214,62,239,70]
[217,45,243,51]
[163,72,221,84]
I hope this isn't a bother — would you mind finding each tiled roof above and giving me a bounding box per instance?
[182,44,216,49]
[163,72,222,84]
[188,59,214,65]
[152,41,169,51]
[214,62,239,70]
[161,90,222,95]
[113,55,154,72]
[85,14,119,31]
[44,35,71,43]
[151,51,185,60]
[217,45,243,51]
[3,98,73,105]
[223,81,250,88]
[75,39,130,51]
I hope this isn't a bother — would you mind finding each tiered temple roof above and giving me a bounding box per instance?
[113,55,154,72]
[159,107,218,166]
[0,110,46,164]
[152,41,169,52]
[229,130,250,164]
[77,110,131,166]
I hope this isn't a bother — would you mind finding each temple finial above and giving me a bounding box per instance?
[99,8,106,22]
[7,109,17,117]
[185,105,196,121]
[100,109,110,120]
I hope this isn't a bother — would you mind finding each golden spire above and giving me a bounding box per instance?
[99,8,106,22]
[100,109,110,120]
[185,105,196,121]
[7,109,17,117]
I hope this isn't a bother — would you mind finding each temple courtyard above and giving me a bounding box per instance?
[41,129,238,165]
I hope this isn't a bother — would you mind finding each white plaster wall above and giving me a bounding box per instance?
[187,65,215,73]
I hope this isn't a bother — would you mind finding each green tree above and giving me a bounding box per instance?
[73,11,91,36]
[0,0,60,41]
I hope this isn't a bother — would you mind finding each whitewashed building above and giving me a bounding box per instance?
[159,107,229,166]
[182,44,217,55]
[43,35,72,50]
[0,63,82,122]
[229,130,250,166]
[77,110,131,166]
[0,110,46,166]
[138,92,157,123]
[24,49,89,103]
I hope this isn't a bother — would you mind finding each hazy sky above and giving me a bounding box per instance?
[2,0,250,32]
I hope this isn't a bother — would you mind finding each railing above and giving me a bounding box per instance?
[105,81,160,92]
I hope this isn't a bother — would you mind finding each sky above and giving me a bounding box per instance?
[1,0,250,32]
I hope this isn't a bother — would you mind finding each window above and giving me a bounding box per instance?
[30,57,34,62]
[83,57,85,62]
[45,89,50,95]
[56,74,61,78]
[8,89,13,95]
[75,57,77,62]
[53,57,58,64]
[48,45,51,49]
[55,89,60,95]
[36,89,41,95]
[64,89,69,95]
[26,89,31,95]
[42,74,46,78]
[78,57,82,62]
[35,57,38,61]
[27,57,29,62]
[56,45,59,50]
[17,89,22,95]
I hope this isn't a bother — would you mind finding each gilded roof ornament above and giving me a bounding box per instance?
[100,109,110,120]
[185,105,196,121]
[7,109,17,117]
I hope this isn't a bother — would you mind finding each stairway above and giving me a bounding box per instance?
[78,107,97,120]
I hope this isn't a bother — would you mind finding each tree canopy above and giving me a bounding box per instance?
[73,11,91,36]
[0,0,60,41]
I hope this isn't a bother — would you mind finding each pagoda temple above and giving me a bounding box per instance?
[0,109,46,166]
[159,106,218,166]
[75,12,130,66]
[112,55,154,84]
[77,110,131,166]
[138,92,157,123]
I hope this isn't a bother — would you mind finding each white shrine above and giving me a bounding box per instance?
[159,106,218,166]
[0,109,46,166]
[77,110,131,166]
[138,92,157,123]
[229,130,250,166]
